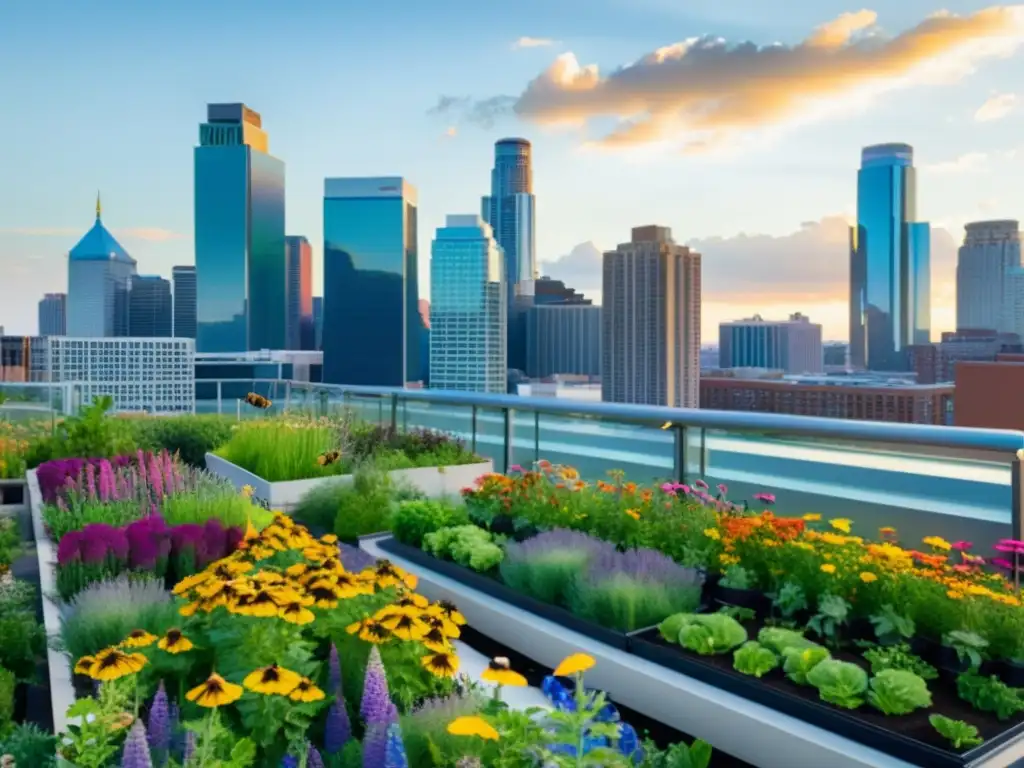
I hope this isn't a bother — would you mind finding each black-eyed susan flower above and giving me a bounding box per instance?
[278,601,315,625]
[481,657,527,687]
[186,673,244,708]
[289,677,325,703]
[553,653,595,677]
[428,600,467,626]
[231,590,282,618]
[88,647,148,681]
[392,591,429,610]
[285,563,308,578]
[381,611,427,641]
[345,617,392,644]
[173,571,213,596]
[74,655,95,675]
[423,614,461,639]
[421,651,459,678]
[122,629,157,648]
[320,533,338,545]
[419,627,453,654]
[157,629,193,654]
[447,716,499,740]
[243,664,302,696]
[307,580,342,608]
[179,601,199,617]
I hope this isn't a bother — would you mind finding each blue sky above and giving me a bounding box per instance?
[2,0,1024,340]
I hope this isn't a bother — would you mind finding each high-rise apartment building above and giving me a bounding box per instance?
[38,293,66,336]
[850,143,931,371]
[429,215,506,393]
[128,276,172,337]
[602,226,701,407]
[525,277,601,379]
[285,236,314,350]
[194,103,286,353]
[481,138,536,371]
[322,177,420,386]
[312,297,323,351]
[719,313,823,374]
[955,220,1021,333]
[67,195,136,337]
[172,266,197,339]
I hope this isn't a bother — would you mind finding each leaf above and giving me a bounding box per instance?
[66,698,100,718]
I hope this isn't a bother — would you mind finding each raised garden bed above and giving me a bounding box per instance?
[0,478,25,510]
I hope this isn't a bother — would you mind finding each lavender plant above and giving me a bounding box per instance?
[500,529,612,606]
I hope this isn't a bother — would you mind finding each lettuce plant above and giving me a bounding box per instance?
[422,526,503,572]
[867,669,932,715]
[757,627,815,656]
[676,614,747,656]
[783,645,831,685]
[733,641,778,678]
[928,714,983,750]
[806,659,869,709]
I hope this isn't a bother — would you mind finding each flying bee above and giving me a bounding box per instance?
[244,392,272,409]
[317,450,341,467]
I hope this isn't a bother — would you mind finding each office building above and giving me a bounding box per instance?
[956,220,1021,333]
[45,337,195,414]
[525,278,600,379]
[849,143,931,371]
[66,195,136,337]
[429,215,506,393]
[38,293,66,336]
[956,353,1024,429]
[128,276,172,337]
[0,336,47,382]
[908,329,1022,384]
[285,236,314,350]
[322,177,420,386]
[481,138,536,370]
[194,103,286,353]
[719,313,823,374]
[602,226,701,407]
[419,299,431,386]
[172,266,197,339]
[312,296,324,351]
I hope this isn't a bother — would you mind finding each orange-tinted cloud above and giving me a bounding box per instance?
[438,7,1024,151]
[0,227,186,242]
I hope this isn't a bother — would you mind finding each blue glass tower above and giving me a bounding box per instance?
[850,143,931,371]
[194,103,286,353]
[322,177,421,386]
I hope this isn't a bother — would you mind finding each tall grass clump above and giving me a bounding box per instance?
[215,417,345,482]
[400,691,483,766]
[500,529,610,606]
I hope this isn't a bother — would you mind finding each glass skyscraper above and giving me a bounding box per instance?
[285,236,314,350]
[128,275,172,337]
[194,103,286,353]
[429,215,506,393]
[849,143,931,371]
[322,177,420,386]
[172,266,197,339]
[38,293,66,336]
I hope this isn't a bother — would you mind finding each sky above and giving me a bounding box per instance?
[3,0,1024,341]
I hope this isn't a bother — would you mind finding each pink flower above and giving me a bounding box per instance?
[716,483,728,495]
[951,541,973,552]
[994,539,1024,554]
[753,492,776,505]
[509,465,524,474]
[694,479,708,490]
[679,484,691,495]
[992,557,1015,571]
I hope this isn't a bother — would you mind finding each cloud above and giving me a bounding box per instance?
[0,227,186,242]
[922,151,990,173]
[513,36,557,49]
[975,92,1017,121]
[442,6,1024,151]
[444,126,458,138]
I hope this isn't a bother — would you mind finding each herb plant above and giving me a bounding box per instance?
[718,565,753,590]
[392,498,468,547]
[928,714,984,750]
[423,525,504,572]
[869,605,915,645]
[944,630,989,672]
[807,594,850,648]
[957,672,1024,720]
[862,643,938,680]
[769,581,808,619]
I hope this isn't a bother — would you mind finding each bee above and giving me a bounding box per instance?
[244,392,272,409]
[317,450,341,467]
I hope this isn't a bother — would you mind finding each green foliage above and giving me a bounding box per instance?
[638,739,713,768]
[869,605,915,645]
[757,627,815,656]
[716,605,755,622]
[957,672,1024,720]
[0,589,45,681]
[944,630,989,672]
[732,641,778,678]
[674,614,747,656]
[339,739,363,767]
[928,714,984,750]
[861,643,938,680]
[181,711,257,767]
[423,525,504,572]
[400,692,485,767]
[59,680,134,768]
[0,520,18,572]
[126,413,236,468]
[807,594,850,647]
[782,645,832,686]
[43,497,142,541]
[500,545,593,607]
[392,499,468,547]
[717,565,752,589]
[217,418,344,482]
[54,397,136,463]
[769,581,808,619]
[331,469,399,541]
[867,669,933,715]
[570,572,702,633]
[806,659,869,709]
[659,614,691,644]
[0,723,57,767]
[0,666,15,734]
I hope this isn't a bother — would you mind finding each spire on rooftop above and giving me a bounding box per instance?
[96,191,102,220]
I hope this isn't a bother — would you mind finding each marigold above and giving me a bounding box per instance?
[703,528,721,540]
[820,564,837,574]
[859,572,877,583]
[923,536,952,552]
[829,518,852,534]
[803,513,822,522]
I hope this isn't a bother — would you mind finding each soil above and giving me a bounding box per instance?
[632,618,1024,756]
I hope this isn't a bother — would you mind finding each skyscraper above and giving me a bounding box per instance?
[525,277,601,378]
[67,195,136,337]
[312,296,324,351]
[602,226,701,407]
[849,143,931,371]
[322,177,420,386]
[38,293,66,336]
[719,313,824,374]
[956,220,1021,332]
[194,103,286,353]
[285,236,314,350]
[429,215,506,393]
[128,275,173,337]
[172,266,197,339]
[481,138,536,371]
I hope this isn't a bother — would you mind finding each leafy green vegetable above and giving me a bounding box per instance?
[659,614,693,644]
[807,594,850,648]
[782,645,831,686]
[718,565,753,589]
[928,714,984,750]
[867,669,932,715]
[769,581,808,619]
[862,643,938,680]
[944,630,989,672]
[677,614,748,656]
[758,627,815,656]
[957,672,1024,721]
[805,659,869,709]
[733,641,778,678]
[422,525,504,572]
[869,605,915,645]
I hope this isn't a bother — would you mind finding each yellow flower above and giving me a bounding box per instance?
[74,655,96,675]
[346,617,392,644]
[859,572,877,583]
[87,647,148,681]
[422,651,460,678]
[121,629,157,648]
[625,509,640,521]
[802,513,821,522]
[243,665,302,696]
[819,533,849,547]
[829,518,852,534]
[289,677,325,702]
[481,657,527,687]
[820,564,837,574]
[703,528,721,540]
[447,715,499,741]
[947,590,965,600]
[278,601,316,625]
[923,536,952,552]
[380,611,428,641]
[553,653,595,677]
[186,673,244,708]
[157,629,193,654]
[719,553,740,566]
[241,484,254,498]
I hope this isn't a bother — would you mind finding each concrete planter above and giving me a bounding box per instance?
[204,453,493,511]
[0,478,25,515]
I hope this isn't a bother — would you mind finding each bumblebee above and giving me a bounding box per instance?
[244,392,272,409]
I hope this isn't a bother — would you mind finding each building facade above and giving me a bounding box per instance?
[38,293,66,336]
[128,276,172,337]
[850,144,931,371]
[312,297,323,351]
[956,220,1021,333]
[285,236,314,350]
[323,177,421,386]
[44,337,195,413]
[194,103,286,353]
[719,313,823,374]
[0,336,47,382]
[908,329,1022,384]
[602,226,701,407]
[67,196,136,338]
[428,215,506,393]
[172,266,197,339]
[526,305,601,379]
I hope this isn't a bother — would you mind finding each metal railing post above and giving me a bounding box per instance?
[470,405,478,453]
[284,381,292,412]
[1011,450,1024,589]
[534,412,540,464]
[502,408,514,474]
[390,394,399,432]
[674,425,688,483]
[216,381,223,415]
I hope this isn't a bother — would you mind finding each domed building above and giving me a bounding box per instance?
[66,194,137,337]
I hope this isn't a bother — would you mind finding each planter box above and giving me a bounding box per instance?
[205,453,493,511]
[0,478,25,513]
[360,535,924,768]
[376,537,630,650]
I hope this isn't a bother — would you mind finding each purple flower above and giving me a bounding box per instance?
[363,723,388,768]
[98,460,114,502]
[307,744,325,768]
[121,719,153,768]
[325,699,352,754]
[281,757,298,768]
[168,701,181,758]
[328,643,342,696]
[86,463,97,500]
[57,530,83,565]
[361,647,397,727]
[182,731,196,764]
[147,682,170,758]
[383,723,409,768]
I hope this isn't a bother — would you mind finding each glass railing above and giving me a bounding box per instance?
[0,382,77,425]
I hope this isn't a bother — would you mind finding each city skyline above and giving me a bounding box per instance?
[4,2,1024,340]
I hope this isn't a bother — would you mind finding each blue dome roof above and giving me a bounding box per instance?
[68,195,135,264]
